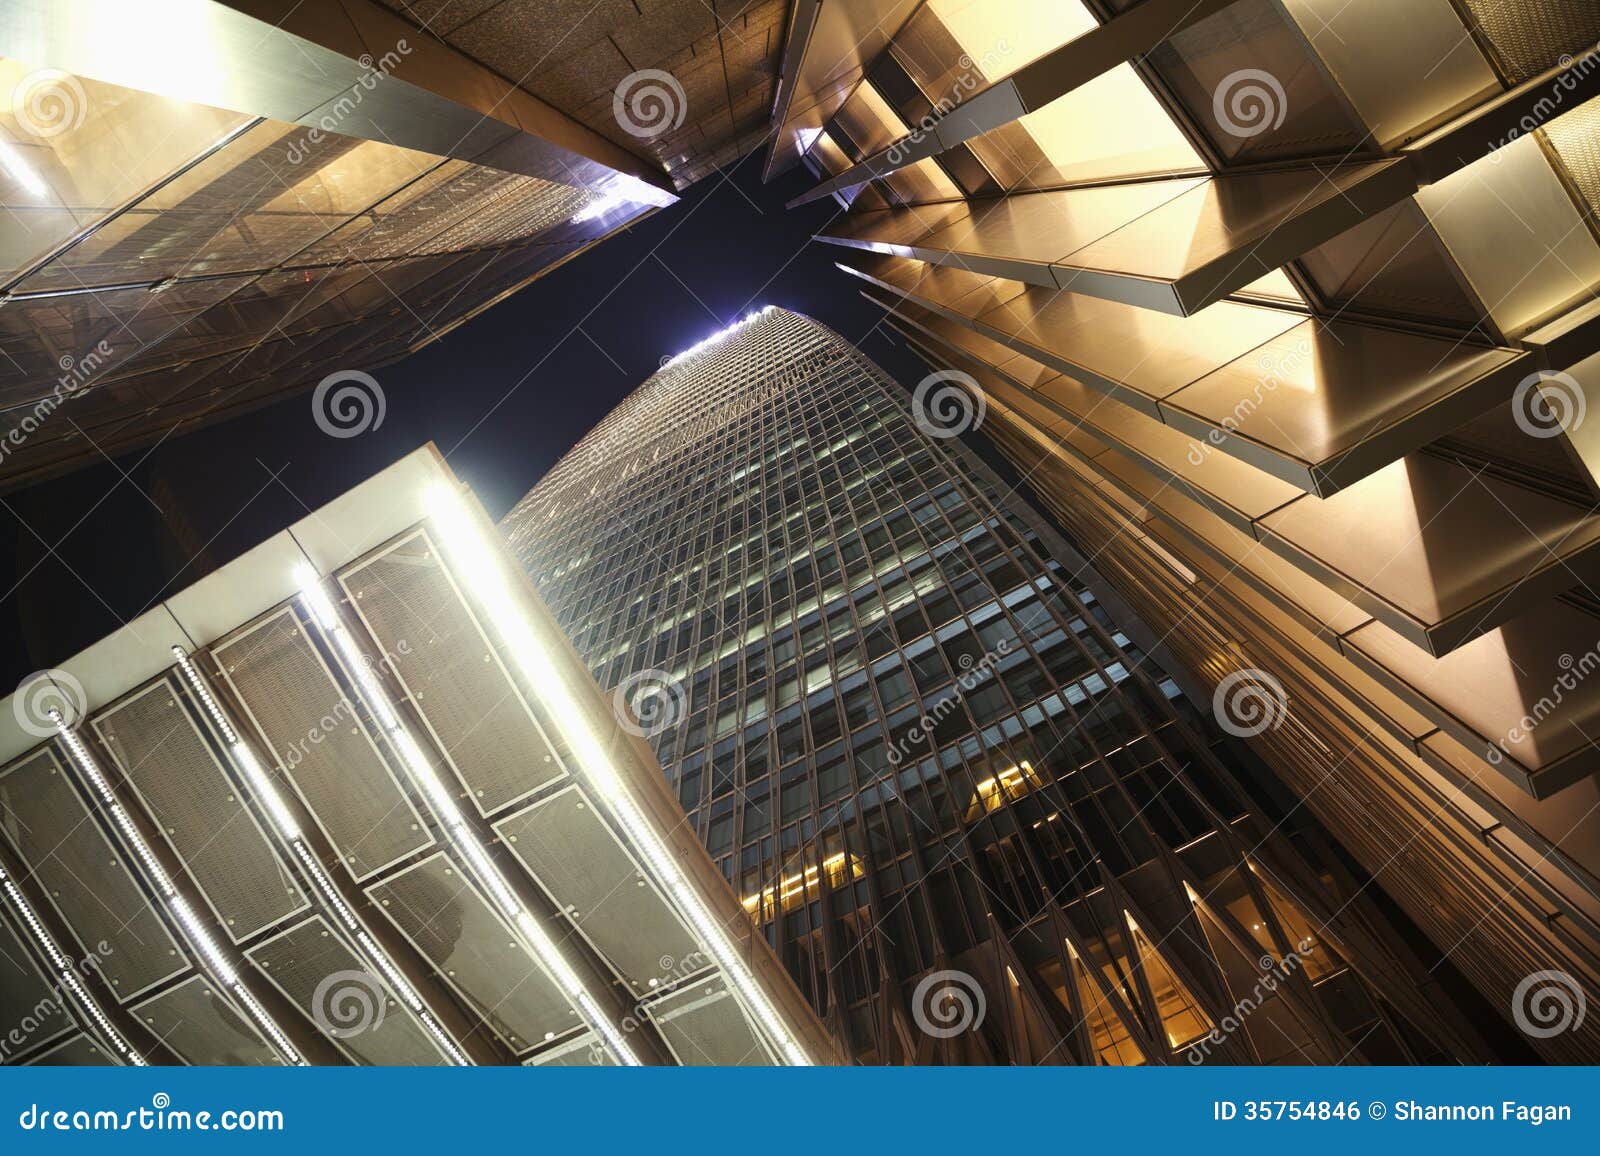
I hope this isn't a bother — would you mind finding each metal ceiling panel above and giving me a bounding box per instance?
[525,1031,617,1066]
[248,915,447,1066]
[25,1035,119,1066]
[366,851,577,1053]
[0,910,75,1059]
[0,749,186,1001]
[645,973,775,1066]
[130,976,281,1066]
[215,608,433,880]
[495,784,700,993]
[339,530,566,816]
[92,680,309,941]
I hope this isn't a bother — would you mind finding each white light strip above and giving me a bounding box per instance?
[294,566,640,1065]
[170,648,470,1068]
[424,485,812,1065]
[0,868,146,1065]
[664,304,774,366]
[48,710,303,1065]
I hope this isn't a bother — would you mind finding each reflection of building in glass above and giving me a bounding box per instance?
[1,0,791,489]
[505,307,1490,1065]
[776,0,1600,1065]
[0,448,835,1066]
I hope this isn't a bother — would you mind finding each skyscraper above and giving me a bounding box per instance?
[773,0,1600,1064]
[503,306,1489,1065]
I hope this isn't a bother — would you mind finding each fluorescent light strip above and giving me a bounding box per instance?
[48,710,303,1066]
[424,485,812,1065]
[170,647,470,1068]
[294,567,640,1066]
[0,867,145,1065]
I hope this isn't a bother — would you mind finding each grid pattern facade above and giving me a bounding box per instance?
[505,309,1482,1065]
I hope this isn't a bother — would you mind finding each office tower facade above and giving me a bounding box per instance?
[772,0,1600,1063]
[0,448,834,1066]
[505,307,1489,1065]
[2,0,795,490]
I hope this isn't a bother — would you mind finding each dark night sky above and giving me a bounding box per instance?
[0,155,931,687]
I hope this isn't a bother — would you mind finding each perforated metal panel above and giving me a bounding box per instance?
[247,915,446,1066]
[496,785,699,989]
[646,974,775,1066]
[1459,0,1600,82]
[216,609,433,879]
[132,975,281,1065]
[0,749,185,1000]
[26,1035,117,1066]
[365,852,575,1052]
[1546,101,1600,215]
[0,911,74,1059]
[525,1032,615,1066]
[93,681,308,940]
[339,530,565,815]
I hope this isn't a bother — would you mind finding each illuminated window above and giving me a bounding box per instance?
[741,851,864,923]
[965,759,1044,820]
[1053,942,1147,1066]
[1126,913,1213,1050]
